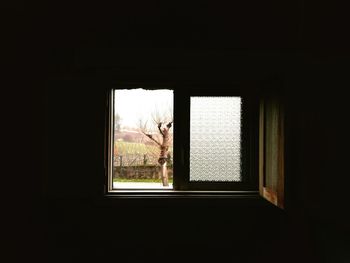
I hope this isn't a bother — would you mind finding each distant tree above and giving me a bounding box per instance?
[115,114,121,132]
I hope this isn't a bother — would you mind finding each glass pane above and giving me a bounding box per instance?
[190,97,241,182]
[113,89,173,189]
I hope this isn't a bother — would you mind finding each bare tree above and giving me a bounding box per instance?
[139,112,173,186]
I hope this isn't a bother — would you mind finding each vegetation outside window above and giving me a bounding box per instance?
[111,89,174,190]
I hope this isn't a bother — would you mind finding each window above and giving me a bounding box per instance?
[190,96,242,182]
[111,88,174,190]
[106,85,285,208]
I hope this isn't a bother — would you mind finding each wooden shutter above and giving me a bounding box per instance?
[259,97,284,209]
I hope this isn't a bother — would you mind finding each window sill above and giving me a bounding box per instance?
[97,190,275,208]
[105,190,259,198]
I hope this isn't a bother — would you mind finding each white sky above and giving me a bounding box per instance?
[114,89,173,128]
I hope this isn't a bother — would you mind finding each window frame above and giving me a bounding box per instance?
[106,82,260,194]
[259,95,285,208]
[173,84,259,191]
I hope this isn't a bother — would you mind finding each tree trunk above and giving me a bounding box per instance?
[160,162,169,186]
[143,122,172,187]
[158,123,171,187]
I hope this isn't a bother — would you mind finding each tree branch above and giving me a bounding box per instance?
[158,122,164,136]
[141,131,161,146]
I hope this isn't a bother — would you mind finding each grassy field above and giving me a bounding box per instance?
[114,141,173,160]
[114,141,173,167]
[115,141,173,153]
[115,141,159,154]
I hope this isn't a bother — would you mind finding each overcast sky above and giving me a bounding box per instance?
[114,89,173,129]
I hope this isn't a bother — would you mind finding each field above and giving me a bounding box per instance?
[114,141,173,166]
[114,141,159,155]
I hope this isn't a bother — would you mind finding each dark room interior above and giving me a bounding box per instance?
[6,1,350,262]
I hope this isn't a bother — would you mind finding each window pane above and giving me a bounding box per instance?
[113,89,173,189]
[190,97,241,182]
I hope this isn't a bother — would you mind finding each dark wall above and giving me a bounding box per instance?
[40,49,349,263]
[11,1,350,262]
